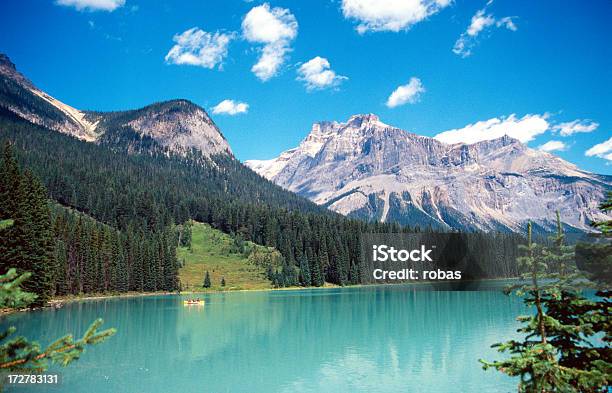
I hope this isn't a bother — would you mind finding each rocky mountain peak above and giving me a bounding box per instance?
[471,134,520,149]
[0,53,33,88]
[347,113,381,128]
[309,120,339,135]
[115,99,232,156]
[304,114,387,142]
[0,54,16,71]
[498,134,519,145]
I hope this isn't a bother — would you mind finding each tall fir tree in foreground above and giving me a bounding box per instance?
[481,209,611,392]
[575,192,612,389]
[577,191,612,286]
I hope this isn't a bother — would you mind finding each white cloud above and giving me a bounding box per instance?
[165,28,234,69]
[585,137,612,161]
[341,0,451,34]
[538,140,567,152]
[385,77,425,108]
[434,114,550,144]
[466,10,495,36]
[242,3,297,43]
[453,5,517,57]
[250,42,288,81]
[552,119,599,136]
[497,16,517,31]
[55,0,125,11]
[297,57,347,91]
[242,3,298,81]
[212,99,249,115]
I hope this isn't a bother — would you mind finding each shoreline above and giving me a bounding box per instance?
[2,277,519,314]
[51,282,343,304]
[1,284,340,314]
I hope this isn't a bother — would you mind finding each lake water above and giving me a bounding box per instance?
[3,285,526,393]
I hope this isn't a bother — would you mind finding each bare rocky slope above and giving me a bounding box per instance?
[247,114,611,232]
[0,54,231,157]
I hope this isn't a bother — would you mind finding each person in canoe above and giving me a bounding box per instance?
[184,298,205,305]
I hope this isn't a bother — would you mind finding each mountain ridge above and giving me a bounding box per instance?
[0,54,232,157]
[246,114,611,233]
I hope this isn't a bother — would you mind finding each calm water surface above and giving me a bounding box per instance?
[3,285,525,393]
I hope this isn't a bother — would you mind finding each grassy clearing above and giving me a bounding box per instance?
[0,219,14,230]
[177,221,280,292]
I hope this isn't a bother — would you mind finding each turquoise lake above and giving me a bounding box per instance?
[3,285,526,392]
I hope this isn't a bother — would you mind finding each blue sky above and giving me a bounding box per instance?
[1,0,610,173]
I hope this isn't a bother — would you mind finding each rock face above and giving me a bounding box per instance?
[0,54,231,157]
[246,114,611,232]
[0,54,100,141]
[88,99,232,156]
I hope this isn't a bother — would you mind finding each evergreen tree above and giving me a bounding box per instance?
[281,260,298,287]
[319,240,330,280]
[266,265,274,282]
[338,246,349,286]
[0,148,54,305]
[308,247,323,287]
[481,212,611,391]
[298,254,311,286]
[575,192,612,387]
[349,260,359,285]
[203,270,211,288]
[0,141,20,219]
[481,222,562,391]
[577,191,612,284]
[53,239,68,295]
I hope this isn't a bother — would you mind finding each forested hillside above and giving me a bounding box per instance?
[0,107,326,227]
[0,109,413,291]
[0,143,179,303]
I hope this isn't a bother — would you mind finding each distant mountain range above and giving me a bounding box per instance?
[246,114,611,232]
[1,53,608,234]
[0,52,326,219]
[0,54,231,157]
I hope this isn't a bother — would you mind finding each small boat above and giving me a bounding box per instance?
[183,299,205,306]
